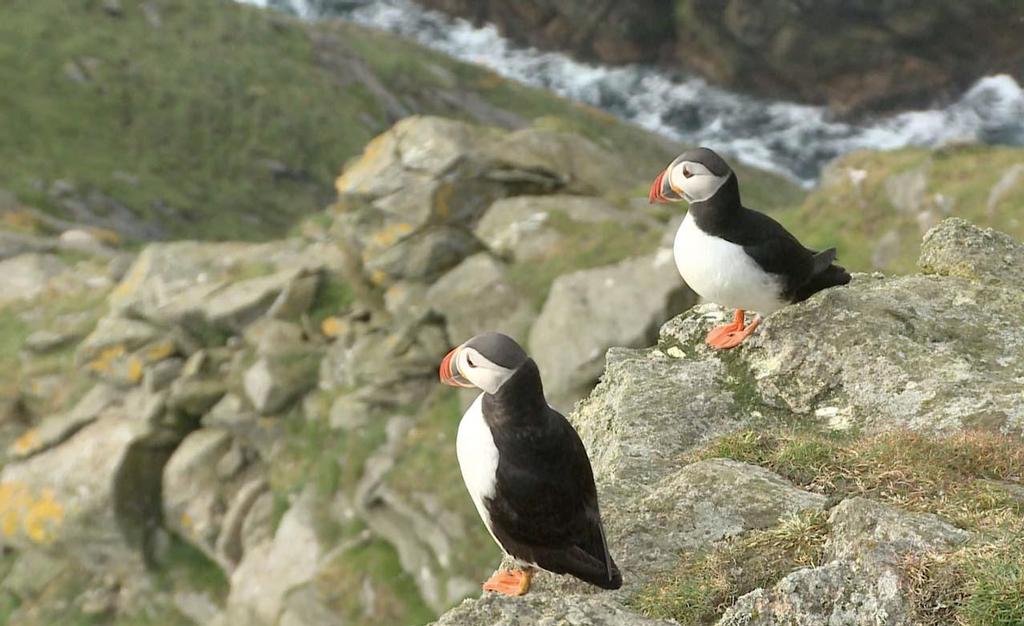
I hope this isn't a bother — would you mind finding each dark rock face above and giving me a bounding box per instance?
[675,0,1024,116]
[418,0,1024,116]
[417,0,677,64]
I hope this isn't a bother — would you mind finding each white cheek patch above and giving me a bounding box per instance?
[460,349,516,395]
[670,162,728,203]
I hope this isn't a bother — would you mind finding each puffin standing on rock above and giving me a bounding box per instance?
[649,148,851,349]
[439,332,622,596]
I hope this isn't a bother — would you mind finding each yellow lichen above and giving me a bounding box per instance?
[369,270,388,286]
[24,489,63,544]
[111,252,151,302]
[335,131,394,193]
[87,227,121,246]
[181,511,193,529]
[144,340,176,362]
[85,344,127,374]
[126,356,144,384]
[321,316,346,339]
[0,482,64,544]
[12,429,40,456]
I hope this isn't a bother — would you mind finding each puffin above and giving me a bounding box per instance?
[648,147,851,349]
[438,332,621,596]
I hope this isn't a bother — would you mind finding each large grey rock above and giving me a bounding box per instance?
[243,349,320,416]
[0,389,177,573]
[424,253,534,343]
[224,489,328,626]
[363,226,482,284]
[735,272,1024,434]
[530,250,695,408]
[8,383,120,459]
[163,428,267,573]
[918,216,1024,285]
[475,195,634,262]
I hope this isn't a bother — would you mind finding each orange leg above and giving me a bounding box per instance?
[705,309,760,350]
[482,567,534,596]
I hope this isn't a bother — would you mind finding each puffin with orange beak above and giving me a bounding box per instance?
[650,147,851,349]
[439,332,621,596]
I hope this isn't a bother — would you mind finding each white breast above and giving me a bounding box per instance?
[673,212,786,314]
[456,393,503,551]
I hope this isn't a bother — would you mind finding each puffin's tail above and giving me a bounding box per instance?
[533,545,623,590]
[794,248,851,302]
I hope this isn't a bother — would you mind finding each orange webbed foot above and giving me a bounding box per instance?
[705,310,760,350]
[482,568,534,596]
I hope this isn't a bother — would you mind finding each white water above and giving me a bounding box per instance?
[243,0,1024,185]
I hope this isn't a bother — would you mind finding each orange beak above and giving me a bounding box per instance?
[439,347,474,388]
[648,168,681,204]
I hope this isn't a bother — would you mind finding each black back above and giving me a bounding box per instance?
[689,173,850,301]
[481,360,621,589]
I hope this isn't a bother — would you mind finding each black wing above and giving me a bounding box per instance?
[735,208,847,300]
[485,407,621,589]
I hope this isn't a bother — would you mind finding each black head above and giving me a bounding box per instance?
[649,147,736,204]
[439,332,530,394]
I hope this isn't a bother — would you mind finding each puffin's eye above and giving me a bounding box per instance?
[466,354,477,368]
[682,166,693,179]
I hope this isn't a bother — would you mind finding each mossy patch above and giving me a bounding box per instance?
[634,510,830,624]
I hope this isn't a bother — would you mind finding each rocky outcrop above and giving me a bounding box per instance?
[431,218,1024,624]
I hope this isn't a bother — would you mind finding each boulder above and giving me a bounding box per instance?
[424,253,534,343]
[0,253,65,303]
[475,195,635,262]
[224,489,328,625]
[0,389,178,574]
[918,216,1024,285]
[243,349,320,416]
[529,250,695,408]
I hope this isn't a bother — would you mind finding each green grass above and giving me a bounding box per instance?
[307,273,355,328]
[773,145,1024,274]
[0,0,804,243]
[315,539,437,626]
[634,510,830,624]
[682,428,1024,624]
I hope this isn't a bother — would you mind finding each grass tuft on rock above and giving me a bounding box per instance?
[692,428,1024,624]
[634,510,829,624]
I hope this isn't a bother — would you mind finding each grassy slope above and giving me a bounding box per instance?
[0,0,801,242]
[773,145,1024,274]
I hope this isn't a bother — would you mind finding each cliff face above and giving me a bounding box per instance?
[0,110,1022,625]
[416,0,1024,116]
[432,217,1024,625]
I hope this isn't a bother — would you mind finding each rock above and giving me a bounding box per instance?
[475,195,635,262]
[1,550,67,600]
[23,329,81,354]
[529,250,696,408]
[363,226,481,284]
[0,392,178,573]
[734,271,1024,434]
[719,498,970,626]
[416,0,673,65]
[0,253,65,303]
[825,497,970,566]
[918,217,1024,285]
[432,593,677,626]
[77,316,161,363]
[109,241,324,327]
[243,350,320,415]
[197,268,314,331]
[424,253,534,343]
[9,383,120,459]
[163,429,234,568]
[224,489,328,625]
